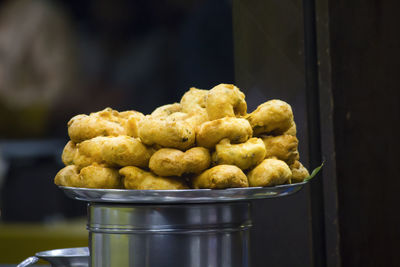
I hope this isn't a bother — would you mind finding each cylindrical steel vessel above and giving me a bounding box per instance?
[88,202,252,267]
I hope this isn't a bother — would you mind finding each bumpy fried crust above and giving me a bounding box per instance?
[68,108,127,143]
[101,135,153,168]
[151,103,182,117]
[290,160,309,183]
[246,100,293,136]
[206,84,247,120]
[138,116,195,150]
[282,120,297,136]
[261,135,299,165]
[79,164,122,189]
[247,158,292,187]
[180,87,208,113]
[54,164,122,189]
[62,141,78,166]
[54,165,80,187]
[149,147,210,176]
[73,136,152,168]
[212,138,266,170]
[120,166,188,190]
[196,117,253,148]
[192,165,249,189]
[118,110,145,138]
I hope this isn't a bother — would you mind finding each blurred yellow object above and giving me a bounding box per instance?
[0,218,88,264]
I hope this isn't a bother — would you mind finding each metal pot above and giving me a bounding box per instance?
[88,202,252,267]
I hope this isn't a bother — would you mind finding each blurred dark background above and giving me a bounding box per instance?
[0,0,399,266]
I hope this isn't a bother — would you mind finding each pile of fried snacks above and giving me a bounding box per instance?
[55,84,309,190]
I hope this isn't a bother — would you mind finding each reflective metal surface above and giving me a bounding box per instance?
[60,182,306,203]
[88,202,251,267]
[17,247,89,267]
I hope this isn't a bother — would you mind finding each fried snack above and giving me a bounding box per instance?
[180,87,208,114]
[247,158,292,187]
[246,100,294,136]
[196,117,253,149]
[151,103,182,117]
[206,84,247,120]
[138,116,195,150]
[79,164,122,189]
[212,138,266,170]
[74,136,106,168]
[149,147,210,176]
[54,165,80,187]
[54,164,122,189]
[118,110,145,138]
[74,136,152,168]
[68,108,127,143]
[120,166,188,190]
[192,165,249,189]
[290,160,309,183]
[62,141,78,166]
[101,135,153,168]
[261,135,299,165]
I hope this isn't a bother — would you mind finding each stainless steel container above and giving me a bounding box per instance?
[60,182,309,267]
[88,202,252,267]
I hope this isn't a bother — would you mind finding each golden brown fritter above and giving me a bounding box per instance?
[192,165,249,189]
[246,100,294,136]
[149,147,210,176]
[180,87,208,114]
[67,108,127,143]
[120,166,188,190]
[247,158,292,187]
[54,165,80,187]
[206,84,247,120]
[261,135,299,165]
[151,103,182,117]
[212,138,266,170]
[79,164,122,189]
[54,164,122,189]
[61,141,78,166]
[118,110,145,138]
[72,136,153,169]
[290,160,309,183]
[196,117,253,149]
[138,116,195,150]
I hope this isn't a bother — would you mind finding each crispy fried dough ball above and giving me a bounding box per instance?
[138,116,195,150]
[246,100,293,136]
[149,147,210,176]
[79,164,122,189]
[101,135,153,168]
[68,108,127,143]
[261,135,299,165]
[192,165,249,189]
[120,166,188,190]
[151,103,182,117]
[118,110,145,138]
[55,164,122,189]
[74,136,106,168]
[73,136,153,168]
[247,158,292,187]
[290,160,309,183]
[196,117,253,149]
[180,87,209,118]
[62,141,78,166]
[206,84,247,120]
[54,165,80,187]
[212,138,266,170]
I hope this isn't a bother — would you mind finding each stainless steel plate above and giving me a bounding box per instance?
[59,182,307,203]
